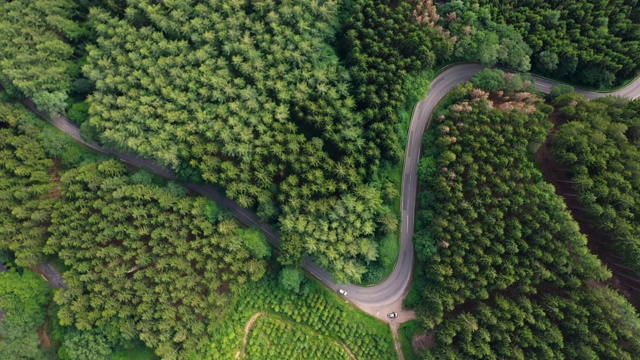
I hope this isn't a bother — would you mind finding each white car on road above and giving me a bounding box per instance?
[338,289,347,296]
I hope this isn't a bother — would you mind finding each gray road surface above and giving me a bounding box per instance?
[28,64,640,321]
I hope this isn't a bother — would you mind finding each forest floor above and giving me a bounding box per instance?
[535,110,640,305]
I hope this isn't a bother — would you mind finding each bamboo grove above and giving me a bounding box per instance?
[411,72,640,358]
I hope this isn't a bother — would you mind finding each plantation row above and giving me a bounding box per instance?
[246,314,351,360]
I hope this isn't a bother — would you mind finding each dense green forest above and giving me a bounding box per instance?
[0,0,81,115]
[0,269,52,359]
[438,1,533,71]
[0,97,267,358]
[44,160,270,357]
[477,0,640,87]
[0,100,55,267]
[80,0,451,282]
[4,1,640,359]
[409,72,640,358]
[552,95,640,275]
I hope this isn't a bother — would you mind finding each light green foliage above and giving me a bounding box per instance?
[479,0,640,87]
[440,1,532,71]
[553,97,640,274]
[0,101,54,267]
[279,186,383,282]
[44,159,268,358]
[246,314,350,360]
[206,278,395,360]
[279,267,305,294]
[58,330,113,360]
[470,69,506,93]
[0,0,80,115]
[414,82,608,328]
[239,228,271,259]
[0,270,51,359]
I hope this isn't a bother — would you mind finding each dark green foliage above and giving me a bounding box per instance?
[43,159,269,358]
[414,80,640,359]
[0,0,81,115]
[424,287,640,359]
[553,96,640,274]
[0,101,54,267]
[66,101,89,125]
[414,82,608,329]
[0,270,51,359]
[479,0,640,87]
[339,0,451,161]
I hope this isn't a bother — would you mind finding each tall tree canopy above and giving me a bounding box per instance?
[413,73,640,359]
[413,74,608,327]
[0,100,55,267]
[552,95,640,274]
[478,0,640,87]
[0,0,81,115]
[44,160,269,358]
[83,0,443,282]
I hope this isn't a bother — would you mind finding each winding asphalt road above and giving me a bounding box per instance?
[28,64,640,323]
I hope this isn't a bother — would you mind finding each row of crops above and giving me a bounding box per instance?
[246,314,351,359]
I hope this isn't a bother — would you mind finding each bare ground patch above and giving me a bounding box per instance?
[413,327,437,354]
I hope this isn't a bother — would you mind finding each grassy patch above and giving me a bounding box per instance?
[112,341,159,360]
[246,313,351,360]
[203,276,395,360]
[399,320,422,360]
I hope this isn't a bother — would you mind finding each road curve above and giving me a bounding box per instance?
[25,64,640,321]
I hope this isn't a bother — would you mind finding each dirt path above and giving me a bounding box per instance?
[390,323,405,360]
[237,312,264,359]
[335,340,356,360]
